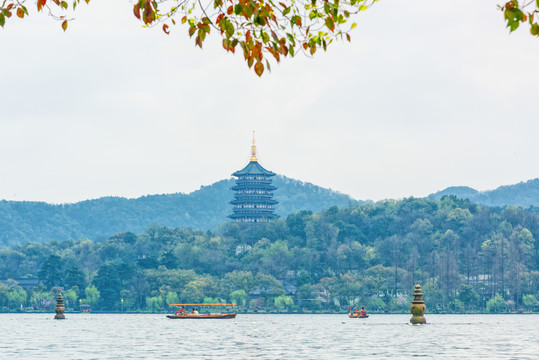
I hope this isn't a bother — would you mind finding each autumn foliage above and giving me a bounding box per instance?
[1,0,537,76]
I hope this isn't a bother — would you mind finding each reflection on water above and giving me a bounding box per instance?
[0,314,538,359]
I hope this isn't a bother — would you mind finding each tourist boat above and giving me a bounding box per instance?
[348,312,369,318]
[167,303,237,319]
[348,308,369,318]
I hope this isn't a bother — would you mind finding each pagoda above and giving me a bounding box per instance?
[229,133,279,223]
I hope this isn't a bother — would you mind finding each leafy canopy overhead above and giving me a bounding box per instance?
[0,0,537,76]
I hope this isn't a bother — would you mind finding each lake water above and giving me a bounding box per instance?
[0,314,538,359]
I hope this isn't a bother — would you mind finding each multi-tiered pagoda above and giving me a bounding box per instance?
[229,134,278,223]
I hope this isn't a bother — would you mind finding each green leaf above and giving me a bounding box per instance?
[234,4,242,15]
[359,5,367,11]
[254,61,264,76]
[351,22,357,29]
[283,7,291,16]
[286,33,295,44]
[0,13,5,27]
[62,20,68,31]
[325,17,335,31]
[289,44,295,57]
[225,21,234,38]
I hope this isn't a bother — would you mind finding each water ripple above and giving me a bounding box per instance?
[0,314,538,359]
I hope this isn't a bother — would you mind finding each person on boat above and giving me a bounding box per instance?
[194,308,199,315]
[359,307,367,316]
[179,306,185,314]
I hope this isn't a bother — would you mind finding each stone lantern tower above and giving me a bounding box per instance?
[54,293,66,319]
[410,282,426,324]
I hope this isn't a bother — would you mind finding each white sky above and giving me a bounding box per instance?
[0,0,538,203]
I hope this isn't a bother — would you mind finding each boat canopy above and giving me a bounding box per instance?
[169,303,237,306]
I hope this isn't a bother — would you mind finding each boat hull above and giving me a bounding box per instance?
[167,313,237,319]
[348,313,369,318]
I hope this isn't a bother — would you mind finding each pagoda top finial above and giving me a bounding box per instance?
[250,131,258,162]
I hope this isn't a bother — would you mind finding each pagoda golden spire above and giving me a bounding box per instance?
[250,130,258,162]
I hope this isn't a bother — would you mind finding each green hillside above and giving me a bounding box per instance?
[0,176,357,246]
[1,196,537,314]
[429,178,539,208]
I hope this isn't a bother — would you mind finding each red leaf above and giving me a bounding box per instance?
[254,61,264,77]
[133,4,141,19]
[163,24,170,34]
[6,3,14,10]
[227,5,233,15]
[17,7,24,18]
[61,20,67,31]
[41,0,47,6]
[246,30,251,43]
[346,33,351,42]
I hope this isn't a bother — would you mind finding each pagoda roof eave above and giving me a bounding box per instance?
[230,199,279,205]
[228,213,280,219]
[232,161,276,177]
[230,185,277,191]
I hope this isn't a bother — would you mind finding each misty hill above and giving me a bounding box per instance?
[429,178,539,208]
[0,175,358,247]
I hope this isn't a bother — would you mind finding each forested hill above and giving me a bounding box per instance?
[0,175,357,247]
[429,178,539,208]
[1,196,538,314]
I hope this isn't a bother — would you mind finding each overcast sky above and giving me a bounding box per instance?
[0,0,537,204]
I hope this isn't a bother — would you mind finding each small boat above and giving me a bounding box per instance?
[167,303,237,319]
[348,307,369,318]
[167,312,237,319]
[348,312,369,318]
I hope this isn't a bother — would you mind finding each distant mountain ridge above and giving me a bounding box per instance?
[0,175,358,247]
[429,178,539,207]
[2,176,538,248]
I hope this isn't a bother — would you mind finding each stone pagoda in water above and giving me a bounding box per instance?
[229,133,278,224]
[410,282,427,324]
[54,293,66,319]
